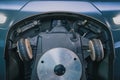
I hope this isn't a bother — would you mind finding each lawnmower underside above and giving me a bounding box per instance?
[5,12,114,80]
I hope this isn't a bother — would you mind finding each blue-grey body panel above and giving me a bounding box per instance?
[0,1,29,79]
[0,0,119,79]
[93,2,120,79]
[14,1,105,24]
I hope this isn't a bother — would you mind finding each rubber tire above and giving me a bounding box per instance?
[89,39,104,61]
[17,38,33,61]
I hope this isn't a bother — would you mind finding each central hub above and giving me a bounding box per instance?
[54,64,66,76]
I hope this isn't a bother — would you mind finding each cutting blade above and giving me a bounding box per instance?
[37,48,82,80]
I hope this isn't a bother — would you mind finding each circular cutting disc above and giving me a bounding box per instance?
[37,48,82,80]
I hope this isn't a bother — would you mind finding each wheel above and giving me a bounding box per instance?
[89,39,104,61]
[17,38,33,61]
